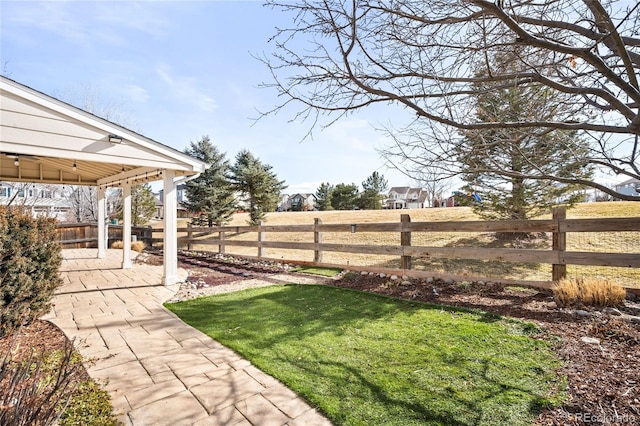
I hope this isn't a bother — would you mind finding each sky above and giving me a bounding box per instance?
[0,0,415,194]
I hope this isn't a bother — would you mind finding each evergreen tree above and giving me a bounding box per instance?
[228,149,287,225]
[116,183,157,226]
[314,182,334,211]
[182,136,237,226]
[331,183,359,210]
[457,50,593,221]
[357,171,388,210]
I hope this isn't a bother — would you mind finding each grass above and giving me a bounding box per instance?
[166,285,565,426]
[553,277,627,307]
[289,266,343,277]
[111,240,146,252]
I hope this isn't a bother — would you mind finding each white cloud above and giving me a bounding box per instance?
[126,85,150,103]
[285,181,323,195]
[156,64,218,112]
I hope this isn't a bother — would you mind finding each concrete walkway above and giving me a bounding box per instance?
[43,249,331,426]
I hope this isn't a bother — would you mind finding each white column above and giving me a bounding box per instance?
[122,183,132,269]
[163,169,178,286]
[97,186,106,259]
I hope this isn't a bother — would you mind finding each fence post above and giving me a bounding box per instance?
[314,218,323,263]
[401,214,412,270]
[552,207,566,281]
[145,226,153,249]
[258,221,264,258]
[219,229,226,254]
[187,222,193,251]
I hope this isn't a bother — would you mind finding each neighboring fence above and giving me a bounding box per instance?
[56,223,153,249]
[56,208,640,289]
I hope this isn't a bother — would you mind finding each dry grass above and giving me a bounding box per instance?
[110,240,146,253]
[553,277,627,307]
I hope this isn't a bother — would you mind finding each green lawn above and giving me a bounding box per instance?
[289,266,343,277]
[166,285,564,426]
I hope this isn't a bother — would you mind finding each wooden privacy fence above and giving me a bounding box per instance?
[156,207,640,287]
[56,223,153,248]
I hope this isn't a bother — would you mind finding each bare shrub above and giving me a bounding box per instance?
[0,337,81,426]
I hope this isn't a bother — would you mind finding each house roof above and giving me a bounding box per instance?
[1,76,207,187]
[389,186,410,195]
[615,177,640,188]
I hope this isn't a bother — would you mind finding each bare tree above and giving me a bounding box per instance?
[260,0,640,200]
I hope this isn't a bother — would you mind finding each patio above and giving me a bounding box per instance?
[43,249,330,426]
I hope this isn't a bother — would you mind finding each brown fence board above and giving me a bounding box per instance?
[560,217,640,232]
[561,252,640,268]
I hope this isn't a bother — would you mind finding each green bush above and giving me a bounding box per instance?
[0,206,62,337]
[60,380,122,426]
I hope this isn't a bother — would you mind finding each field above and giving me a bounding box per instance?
[162,202,640,287]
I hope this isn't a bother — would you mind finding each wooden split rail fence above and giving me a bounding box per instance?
[56,208,640,289]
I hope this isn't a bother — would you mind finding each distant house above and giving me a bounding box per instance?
[615,178,640,198]
[0,182,71,219]
[278,194,292,212]
[155,184,190,219]
[386,187,428,209]
[289,193,317,211]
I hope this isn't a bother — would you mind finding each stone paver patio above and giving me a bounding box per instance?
[43,249,331,426]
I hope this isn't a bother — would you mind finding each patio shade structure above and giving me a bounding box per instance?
[0,76,208,285]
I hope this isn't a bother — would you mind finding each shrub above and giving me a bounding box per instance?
[111,240,146,252]
[59,380,122,426]
[0,332,120,426]
[0,207,62,337]
[0,338,81,426]
[553,277,626,308]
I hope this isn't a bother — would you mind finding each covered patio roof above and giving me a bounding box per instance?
[1,76,205,186]
[0,75,208,285]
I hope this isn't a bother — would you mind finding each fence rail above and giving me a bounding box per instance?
[56,208,640,289]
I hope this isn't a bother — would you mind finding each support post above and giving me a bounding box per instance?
[187,222,193,251]
[121,184,132,269]
[219,230,226,254]
[552,207,567,281]
[401,214,412,270]
[97,186,106,258]
[163,169,178,286]
[258,221,264,258]
[314,218,323,263]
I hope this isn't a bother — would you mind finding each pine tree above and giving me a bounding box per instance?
[457,50,593,221]
[228,149,287,225]
[331,183,359,210]
[182,136,237,227]
[116,183,157,226]
[358,171,388,210]
[314,182,334,211]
